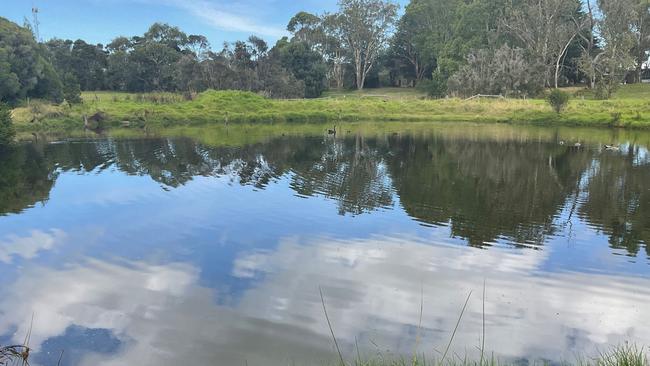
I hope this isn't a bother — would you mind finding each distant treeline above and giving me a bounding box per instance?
[0,0,649,104]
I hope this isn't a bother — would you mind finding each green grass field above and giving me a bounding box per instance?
[11,84,650,132]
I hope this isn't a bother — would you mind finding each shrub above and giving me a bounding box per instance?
[62,73,83,105]
[547,89,570,114]
[595,79,618,100]
[610,112,623,127]
[0,104,16,147]
[419,71,448,98]
[448,45,544,98]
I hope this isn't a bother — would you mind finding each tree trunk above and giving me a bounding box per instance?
[356,58,363,90]
[554,33,578,88]
[334,50,344,89]
[334,62,344,89]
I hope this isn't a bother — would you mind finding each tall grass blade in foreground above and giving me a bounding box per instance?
[412,284,424,366]
[479,280,486,366]
[440,291,473,366]
[320,286,346,366]
[597,344,648,366]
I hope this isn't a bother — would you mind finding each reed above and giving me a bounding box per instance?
[317,285,648,366]
[0,345,30,365]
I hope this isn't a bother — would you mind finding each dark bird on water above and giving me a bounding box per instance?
[328,126,337,135]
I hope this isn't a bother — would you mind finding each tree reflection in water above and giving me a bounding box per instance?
[1,131,648,255]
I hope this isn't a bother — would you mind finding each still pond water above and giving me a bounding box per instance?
[1,123,649,366]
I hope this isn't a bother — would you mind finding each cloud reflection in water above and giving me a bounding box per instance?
[1,235,648,366]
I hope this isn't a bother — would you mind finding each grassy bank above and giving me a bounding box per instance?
[10,84,650,132]
[1,343,646,366]
[342,343,649,366]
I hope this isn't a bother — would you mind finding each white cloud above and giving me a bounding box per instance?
[0,229,66,264]
[91,0,287,38]
[158,0,286,37]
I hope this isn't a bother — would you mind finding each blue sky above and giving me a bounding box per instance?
[3,0,406,47]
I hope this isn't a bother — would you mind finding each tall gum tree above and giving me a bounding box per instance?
[389,0,509,89]
[390,5,430,83]
[321,14,347,89]
[336,0,398,90]
[630,0,650,83]
[595,0,637,95]
[501,0,586,88]
[574,0,598,88]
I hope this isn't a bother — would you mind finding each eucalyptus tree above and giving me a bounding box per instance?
[281,12,334,96]
[200,50,237,91]
[104,25,185,92]
[501,0,587,88]
[255,57,306,98]
[44,39,106,91]
[130,41,183,91]
[186,34,210,59]
[245,36,269,86]
[574,0,599,88]
[403,0,464,78]
[389,0,507,94]
[592,0,638,97]
[247,36,269,61]
[321,13,348,89]
[629,0,650,83]
[143,23,189,51]
[334,0,399,90]
[287,11,323,45]
[216,37,308,98]
[71,40,108,90]
[274,38,328,98]
[390,7,432,83]
[45,39,74,76]
[174,54,204,92]
[105,37,133,91]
